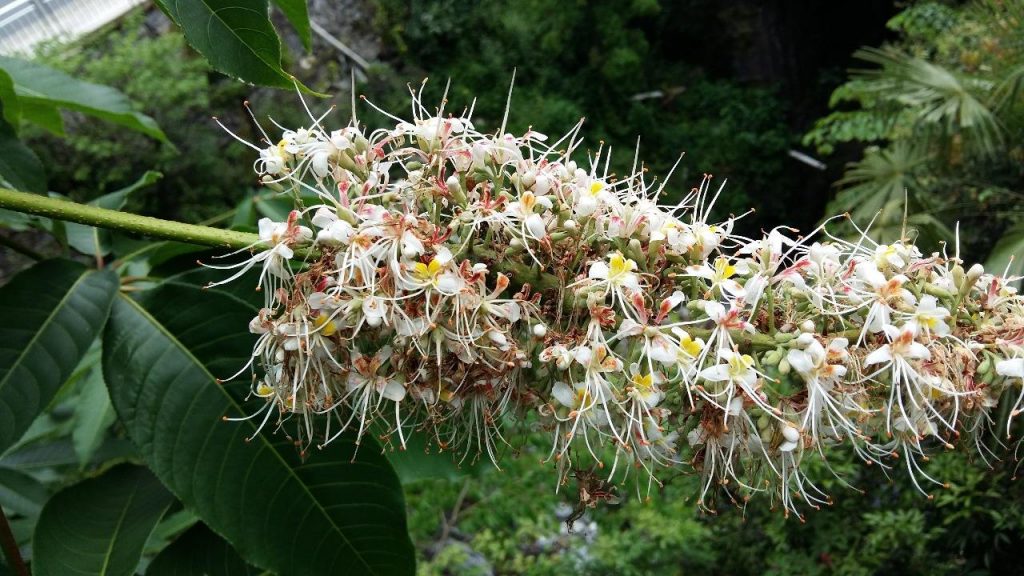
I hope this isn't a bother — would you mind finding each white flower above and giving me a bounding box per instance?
[539,344,574,370]
[347,347,405,402]
[312,207,355,245]
[787,338,848,383]
[685,257,749,299]
[626,363,664,408]
[361,296,388,327]
[864,324,931,366]
[997,358,1024,379]
[908,295,951,337]
[588,251,640,292]
[699,349,757,388]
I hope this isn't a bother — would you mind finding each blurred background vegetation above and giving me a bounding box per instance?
[4,0,1024,574]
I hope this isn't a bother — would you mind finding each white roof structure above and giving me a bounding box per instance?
[0,0,145,55]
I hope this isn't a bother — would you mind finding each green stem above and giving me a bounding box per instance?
[0,187,260,250]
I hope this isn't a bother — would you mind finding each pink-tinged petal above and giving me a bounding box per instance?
[615,319,643,339]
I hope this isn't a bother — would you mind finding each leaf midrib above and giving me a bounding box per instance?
[97,479,138,575]
[0,267,91,397]
[115,294,378,575]
[188,0,286,82]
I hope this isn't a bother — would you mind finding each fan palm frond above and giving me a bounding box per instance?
[851,47,1004,156]
[832,141,929,217]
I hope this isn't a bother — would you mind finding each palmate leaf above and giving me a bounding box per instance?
[32,464,175,576]
[156,0,317,93]
[0,260,118,454]
[102,281,414,575]
[831,141,929,222]
[851,47,1003,156]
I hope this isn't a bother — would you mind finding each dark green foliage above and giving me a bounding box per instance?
[804,1,1024,264]
[407,447,1024,575]
[0,259,118,454]
[102,283,415,575]
[147,524,260,576]
[369,0,796,226]
[29,15,254,222]
[32,465,175,576]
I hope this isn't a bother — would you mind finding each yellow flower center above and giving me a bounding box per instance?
[713,257,736,280]
[589,181,604,196]
[632,373,654,391]
[679,335,703,358]
[521,191,538,211]
[313,314,337,337]
[608,252,637,283]
[412,258,444,284]
[728,354,754,378]
[574,387,593,408]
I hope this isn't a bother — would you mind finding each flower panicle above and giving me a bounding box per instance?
[208,89,1024,516]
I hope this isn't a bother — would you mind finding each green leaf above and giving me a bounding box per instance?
[160,267,264,310]
[230,191,259,230]
[65,171,163,257]
[156,0,317,93]
[19,99,64,136]
[33,464,175,576]
[386,432,481,484]
[147,524,261,576]
[143,509,200,556]
[0,102,45,194]
[71,362,115,467]
[0,467,49,517]
[0,56,168,143]
[103,284,415,575]
[0,260,118,454]
[986,224,1024,280]
[0,437,136,471]
[272,0,312,51]
[0,69,20,129]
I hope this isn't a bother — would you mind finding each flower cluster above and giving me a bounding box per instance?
[212,89,1024,518]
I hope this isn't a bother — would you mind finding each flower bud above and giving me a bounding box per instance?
[967,263,985,283]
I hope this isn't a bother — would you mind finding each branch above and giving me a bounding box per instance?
[0,187,260,250]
